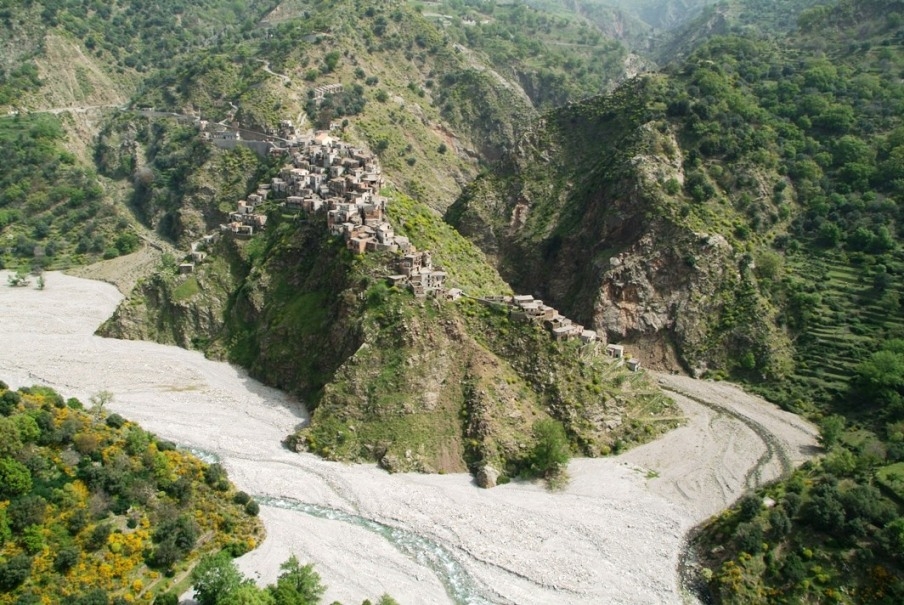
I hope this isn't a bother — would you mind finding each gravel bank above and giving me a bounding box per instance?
[0,272,820,604]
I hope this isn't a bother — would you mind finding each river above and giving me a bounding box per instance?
[0,271,818,604]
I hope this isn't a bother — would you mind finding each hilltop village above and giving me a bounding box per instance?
[204,124,637,367]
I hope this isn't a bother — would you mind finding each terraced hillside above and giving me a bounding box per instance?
[768,250,904,409]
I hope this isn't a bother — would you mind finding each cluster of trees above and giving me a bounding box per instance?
[704,334,904,599]
[440,0,627,108]
[24,0,281,74]
[0,62,41,106]
[183,551,399,605]
[662,21,903,255]
[0,380,262,603]
[304,85,367,131]
[0,114,125,269]
[704,409,904,602]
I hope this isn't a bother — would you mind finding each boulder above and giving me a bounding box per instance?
[476,464,499,489]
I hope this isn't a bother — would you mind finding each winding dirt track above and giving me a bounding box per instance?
[0,271,819,605]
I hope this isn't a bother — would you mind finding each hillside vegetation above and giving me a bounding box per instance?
[0,380,263,604]
[446,0,904,600]
[0,113,133,271]
[1,0,712,274]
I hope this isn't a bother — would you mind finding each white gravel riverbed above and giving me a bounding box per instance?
[0,271,819,604]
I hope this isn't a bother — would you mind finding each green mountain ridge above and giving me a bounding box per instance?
[443,0,904,600]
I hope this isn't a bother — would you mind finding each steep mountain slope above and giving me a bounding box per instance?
[449,0,904,388]
[102,186,677,480]
[448,75,793,377]
[445,0,904,600]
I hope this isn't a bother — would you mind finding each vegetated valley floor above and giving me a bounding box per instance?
[0,267,820,605]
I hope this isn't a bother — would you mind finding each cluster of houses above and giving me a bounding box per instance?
[603,343,642,372]
[479,294,599,343]
[474,294,642,371]
[206,126,641,369]
[216,129,450,298]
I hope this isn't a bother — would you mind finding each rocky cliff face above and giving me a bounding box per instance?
[97,240,244,350]
[448,77,792,378]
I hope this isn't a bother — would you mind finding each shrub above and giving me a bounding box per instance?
[87,523,112,551]
[105,414,126,429]
[233,491,251,505]
[734,521,764,554]
[54,546,80,572]
[244,499,260,516]
[0,391,21,416]
[0,458,32,499]
[8,495,46,531]
[738,493,762,521]
[153,593,178,605]
[204,463,228,488]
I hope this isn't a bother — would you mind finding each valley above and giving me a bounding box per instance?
[0,270,817,604]
[1,0,903,601]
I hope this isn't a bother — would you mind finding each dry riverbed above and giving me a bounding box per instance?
[0,271,820,604]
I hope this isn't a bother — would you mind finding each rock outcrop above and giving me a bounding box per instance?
[448,77,792,379]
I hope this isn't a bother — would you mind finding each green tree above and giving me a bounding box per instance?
[527,419,571,478]
[192,552,244,605]
[268,555,325,605]
[221,584,275,605]
[0,457,32,499]
[0,554,32,591]
[0,418,24,456]
[322,51,340,73]
[818,414,846,448]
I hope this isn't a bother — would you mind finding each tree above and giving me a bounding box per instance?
[192,552,244,605]
[89,390,114,419]
[0,457,32,499]
[222,584,275,605]
[54,546,81,572]
[268,556,325,605]
[818,415,846,448]
[0,554,33,590]
[737,493,761,522]
[527,419,571,478]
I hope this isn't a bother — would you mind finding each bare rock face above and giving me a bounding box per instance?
[591,228,736,372]
[476,465,500,489]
